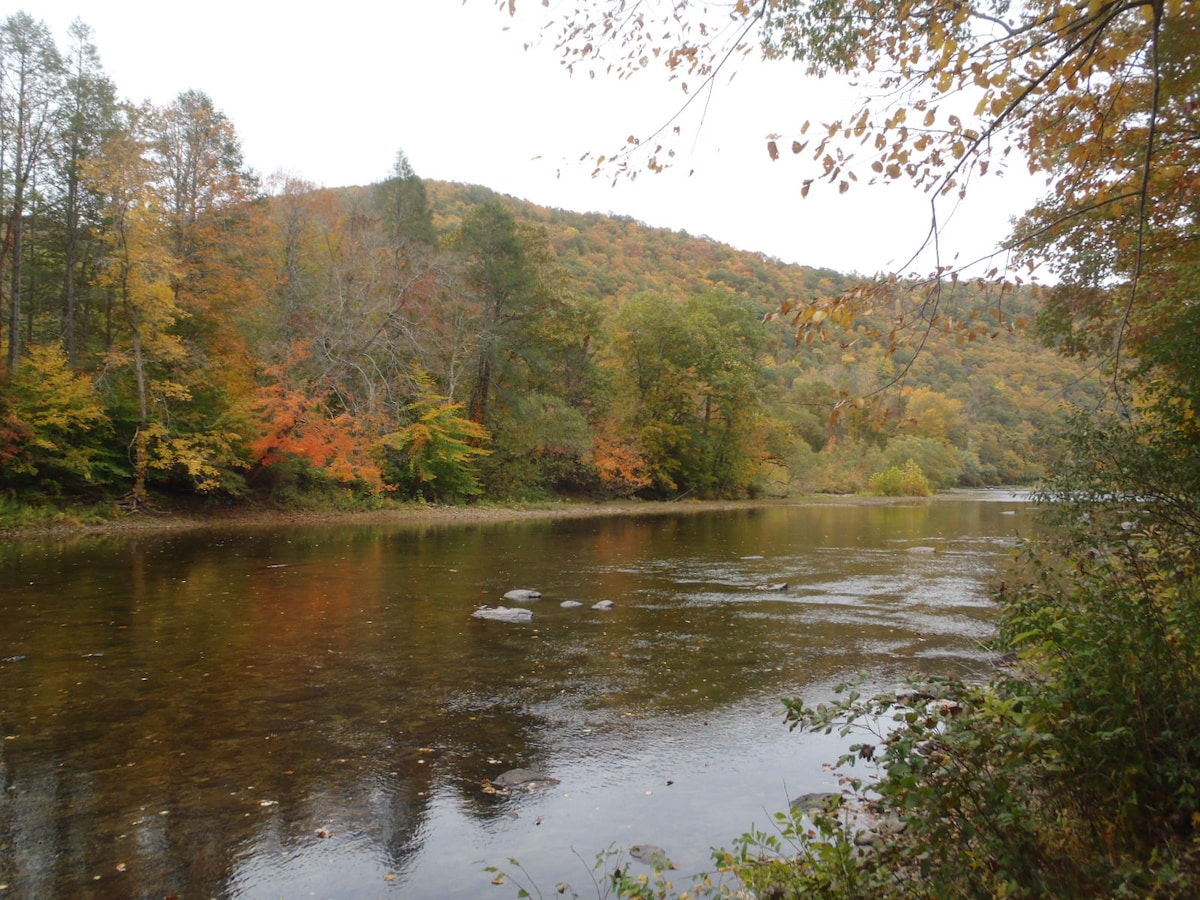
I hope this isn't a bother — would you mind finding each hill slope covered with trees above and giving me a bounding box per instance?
[0,11,1096,522]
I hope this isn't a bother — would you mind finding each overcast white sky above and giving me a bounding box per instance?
[29,1,1045,276]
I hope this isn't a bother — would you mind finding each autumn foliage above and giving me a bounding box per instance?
[0,9,1103,513]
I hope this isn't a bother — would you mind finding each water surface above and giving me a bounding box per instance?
[0,494,1034,898]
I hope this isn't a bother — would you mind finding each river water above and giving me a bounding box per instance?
[0,493,1035,899]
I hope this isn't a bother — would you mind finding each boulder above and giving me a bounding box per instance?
[472,606,533,623]
[592,599,615,610]
[503,588,542,601]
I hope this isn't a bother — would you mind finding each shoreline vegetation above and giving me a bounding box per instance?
[1,491,1000,539]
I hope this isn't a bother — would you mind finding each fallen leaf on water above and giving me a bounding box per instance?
[491,874,506,885]
[115,863,126,873]
[383,873,397,881]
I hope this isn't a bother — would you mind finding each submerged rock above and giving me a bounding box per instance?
[503,588,542,601]
[790,791,843,814]
[755,582,789,592]
[472,606,533,623]
[488,768,561,794]
[592,599,615,610]
[560,600,584,608]
[629,844,673,868]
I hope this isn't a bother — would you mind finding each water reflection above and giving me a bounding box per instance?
[0,495,1034,898]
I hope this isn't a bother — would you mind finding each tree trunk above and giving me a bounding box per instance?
[127,323,150,509]
[471,354,492,425]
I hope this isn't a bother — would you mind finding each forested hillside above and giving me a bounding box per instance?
[0,11,1096,518]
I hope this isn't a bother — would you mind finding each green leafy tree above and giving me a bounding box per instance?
[867,458,932,497]
[453,200,538,425]
[450,200,597,438]
[378,377,491,500]
[480,392,593,498]
[607,290,768,497]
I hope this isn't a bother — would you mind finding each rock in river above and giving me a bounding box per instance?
[488,768,561,794]
[472,606,533,623]
[560,600,584,608]
[592,599,615,610]
[503,588,542,601]
[629,844,673,868]
[790,791,843,814]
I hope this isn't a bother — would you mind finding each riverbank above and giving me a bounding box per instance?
[2,491,995,538]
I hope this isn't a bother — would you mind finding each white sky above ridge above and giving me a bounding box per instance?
[27,1,1047,277]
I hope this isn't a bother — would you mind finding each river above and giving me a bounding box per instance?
[0,492,1035,898]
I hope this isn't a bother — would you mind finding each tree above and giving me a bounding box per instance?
[453,200,534,425]
[154,89,266,396]
[88,103,184,506]
[54,18,115,366]
[157,89,252,261]
[248,355,384,491]
[377,374,491,500]
[0,342,109,490]
[448,200,603,493]
[607,290,768,497]
[0,12,64,373]
[375,148,437,248]
[259,171,442,439]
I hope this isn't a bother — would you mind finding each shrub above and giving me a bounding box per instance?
[866,459,931,496]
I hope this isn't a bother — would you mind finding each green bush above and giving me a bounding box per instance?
[881,435,963,489]
[866,459,931,496]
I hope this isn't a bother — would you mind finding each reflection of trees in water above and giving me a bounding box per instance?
[432,699,555,822]
[0,502,1027,896]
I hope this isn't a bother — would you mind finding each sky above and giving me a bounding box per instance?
[28,1,1046,276]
